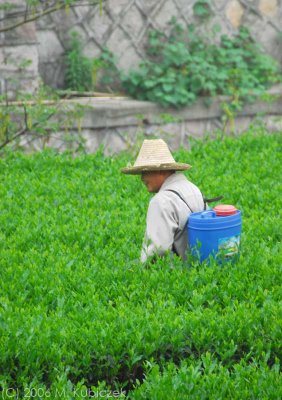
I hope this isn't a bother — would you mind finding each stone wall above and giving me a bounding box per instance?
[0,0,39,98]
[18,86,282,155]
[0,0,282,96]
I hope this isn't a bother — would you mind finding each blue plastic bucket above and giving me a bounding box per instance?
[187,209,242,263]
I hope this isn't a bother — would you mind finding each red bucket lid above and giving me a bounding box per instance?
[213,204,237,216]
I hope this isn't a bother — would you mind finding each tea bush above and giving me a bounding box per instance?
[0,128,281,399]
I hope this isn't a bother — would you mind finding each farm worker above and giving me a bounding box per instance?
[121,139,205,262]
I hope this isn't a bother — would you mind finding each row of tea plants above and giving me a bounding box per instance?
[0,127,281,399]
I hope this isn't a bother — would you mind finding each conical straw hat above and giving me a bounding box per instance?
[121,139,191,175]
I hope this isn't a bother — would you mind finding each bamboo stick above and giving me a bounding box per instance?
[0,93,129,107]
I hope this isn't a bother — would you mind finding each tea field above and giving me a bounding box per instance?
[0,129,281,399]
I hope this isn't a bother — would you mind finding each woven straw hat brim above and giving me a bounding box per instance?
[121,162,191,175]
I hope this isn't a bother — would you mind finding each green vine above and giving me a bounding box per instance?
[65,31,94,92]
[122,20,282,108]
[65,32,120,92]
[193,0,212,20]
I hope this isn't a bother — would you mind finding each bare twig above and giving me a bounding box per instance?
[4,81,9,141]
[0,108,56,150]
[59,90,127,98]
[0,89,84,150]
[24,105,28,129]
[0,1,101,33]
[24,1,28,22]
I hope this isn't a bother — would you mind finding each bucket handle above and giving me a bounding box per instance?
[200,211,216,219]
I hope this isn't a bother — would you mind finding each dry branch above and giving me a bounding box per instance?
[0,1,102,33]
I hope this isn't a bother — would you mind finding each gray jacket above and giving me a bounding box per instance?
[141,173,204,262]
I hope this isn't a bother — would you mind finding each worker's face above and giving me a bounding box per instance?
[141,171,172,193]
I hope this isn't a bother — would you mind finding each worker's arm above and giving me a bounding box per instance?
[141,194,178,263]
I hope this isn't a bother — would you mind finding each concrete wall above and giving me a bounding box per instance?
[0,0,282,96]
[0,0,39,98]
[18,86,282,154]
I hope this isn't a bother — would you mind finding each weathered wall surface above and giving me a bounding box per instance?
[0,0,39,98]
[19,86,282,155]
[0,0,282,96]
